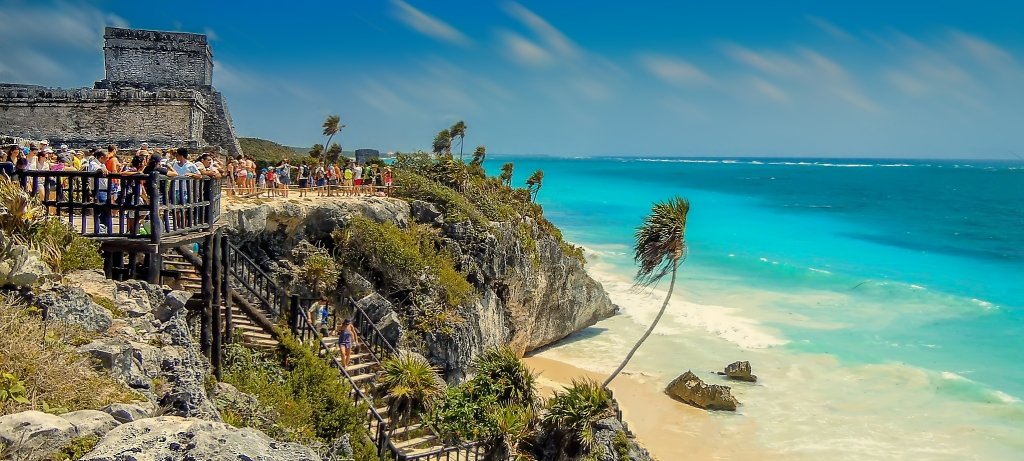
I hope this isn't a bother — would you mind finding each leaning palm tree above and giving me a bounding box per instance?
[450,120,467,160]
[525,170,544,202]
[432,129,452,158]
[321,115,344,156]
[602,196,690,387]
[470,145,486,166]
[499,162,514,187]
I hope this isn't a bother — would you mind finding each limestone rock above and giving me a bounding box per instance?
[0,410,77,461]
[65,270,117,303]
[0,244,52,288]
[77,338,150,389]
[718,360,757,382]
[60,410,120,438]
[100,403,152,424]
[666,370,739,411]
[590,417,656,461]
[81,416,321,461]
[356,292,405,348]
[156,290,191,322]
[409,199,443,225]
[35,285,113,332]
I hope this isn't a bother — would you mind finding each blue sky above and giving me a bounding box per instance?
[1,0,1022,158]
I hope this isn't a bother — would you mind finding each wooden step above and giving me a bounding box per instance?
[345,361,376,374]
[393,434,439,450]
[390,423,424,438]
[350,373,375,384]
[401,444,448,458]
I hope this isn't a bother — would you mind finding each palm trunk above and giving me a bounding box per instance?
[323,134,335,160]
[602,263,677,388]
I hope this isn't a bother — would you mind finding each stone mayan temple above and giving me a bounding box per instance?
[0,27,242,156]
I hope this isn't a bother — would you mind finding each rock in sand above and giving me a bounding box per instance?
[665,370,739,411]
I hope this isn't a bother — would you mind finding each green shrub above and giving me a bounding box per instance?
[294,244,341,297]
[340,217,475,311]
[613,430,631,459]
[391,170,488,227]
[221,334,378,460]
[30,217,103,274]
[89,295,125,319]
[54,435,98,460]
[543,378,613,453]
[0,373,29,405]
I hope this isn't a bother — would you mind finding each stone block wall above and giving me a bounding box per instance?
[0,86,206,149]
[100,27,213,88]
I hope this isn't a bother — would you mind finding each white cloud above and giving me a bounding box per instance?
[498,30,552,67]
[203,27,220,42]
[503,2,579,59]
[638,54,713,86]
[885,71,929,96]
[750,78,789,103]
[391,0,470,47]
[723,44,802,76]
[807,16,853,41]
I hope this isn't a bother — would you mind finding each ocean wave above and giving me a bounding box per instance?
[938,371,1021,404]
[586,260,788,349]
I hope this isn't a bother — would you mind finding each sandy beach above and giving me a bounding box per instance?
[524,355,781,461]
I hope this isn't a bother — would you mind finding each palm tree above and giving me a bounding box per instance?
[450,120,467,160]
[470,145,486,166]
[543,378,612,453]
[525,170,544,202]
[433,129,452,158]
[499,162,514,187]
[321,115,344,157]
[326,143,342,163]
[602,197,690,387]
[309,144,324,158]
[379,351,447,431]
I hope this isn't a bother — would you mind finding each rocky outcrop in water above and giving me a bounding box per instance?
[666,370,739,411]
[221,197,617,381]
[717,360,757,382]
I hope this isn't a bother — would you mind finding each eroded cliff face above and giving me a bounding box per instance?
[219,196,616,379]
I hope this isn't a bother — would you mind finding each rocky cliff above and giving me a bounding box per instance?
[219,196,617,379]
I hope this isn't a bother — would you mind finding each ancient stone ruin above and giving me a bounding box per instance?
[0,27,241,156]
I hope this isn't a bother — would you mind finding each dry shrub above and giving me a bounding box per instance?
[0,291,137,416]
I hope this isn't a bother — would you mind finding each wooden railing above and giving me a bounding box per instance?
[224,240,286,320]
[11,170,220,242]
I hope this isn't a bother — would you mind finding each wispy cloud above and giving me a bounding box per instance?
[497,30,552,67]
[807,16,853,41]
[503,2,579,59]
[391,0,471,47]
[750,78,789,103]
[638,54,713,87]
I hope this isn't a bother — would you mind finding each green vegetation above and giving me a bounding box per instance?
[293,243,341,297]
[320,115,345,163]
[54,435,99,461]
[378,351,446,429]
[89,295,125,319]
[221,333,377,459]
[603,196,690,387]
[543,378,613,453]
[238,137,306,165]
[336,217,473,332]
[390,143,586,265]
[429,347,537,457]
[0,292,136,416]
[0,373,29,405]
[613,430,631,459]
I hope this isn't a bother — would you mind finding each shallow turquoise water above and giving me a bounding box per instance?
[490,156,1024,401]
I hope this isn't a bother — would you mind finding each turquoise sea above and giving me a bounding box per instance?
[492,156,1024,460]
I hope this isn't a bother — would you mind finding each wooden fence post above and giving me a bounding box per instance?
[211,231,223,380]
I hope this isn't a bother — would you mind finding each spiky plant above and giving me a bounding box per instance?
[0,179,45,237]
[543,378,612,452]
[473,346,536,408]
[379,351,447,430]
[488,404,535,460]
[295,244,341,297]
[603,196,690,387]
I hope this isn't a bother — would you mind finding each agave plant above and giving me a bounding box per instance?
[543,378,613,453]
[379,351,447,430]
[0,179,45,238]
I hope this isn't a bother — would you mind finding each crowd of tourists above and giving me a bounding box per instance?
[225,156,394,198]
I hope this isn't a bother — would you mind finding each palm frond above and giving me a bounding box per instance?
[633,196,689,287]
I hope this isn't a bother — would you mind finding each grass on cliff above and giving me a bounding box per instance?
[390,152,585,264]
[220,333,377,460]
[336,217,473,333]
[0,292,136,416]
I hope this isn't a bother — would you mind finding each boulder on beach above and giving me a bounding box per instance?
[665,370,739,411]
[717,360,757,382]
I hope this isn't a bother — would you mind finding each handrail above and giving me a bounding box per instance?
[225,240,286,320]
[346,295,399,359]
[293,307,395,459]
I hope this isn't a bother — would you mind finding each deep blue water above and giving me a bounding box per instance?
[488,156,1024,398]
